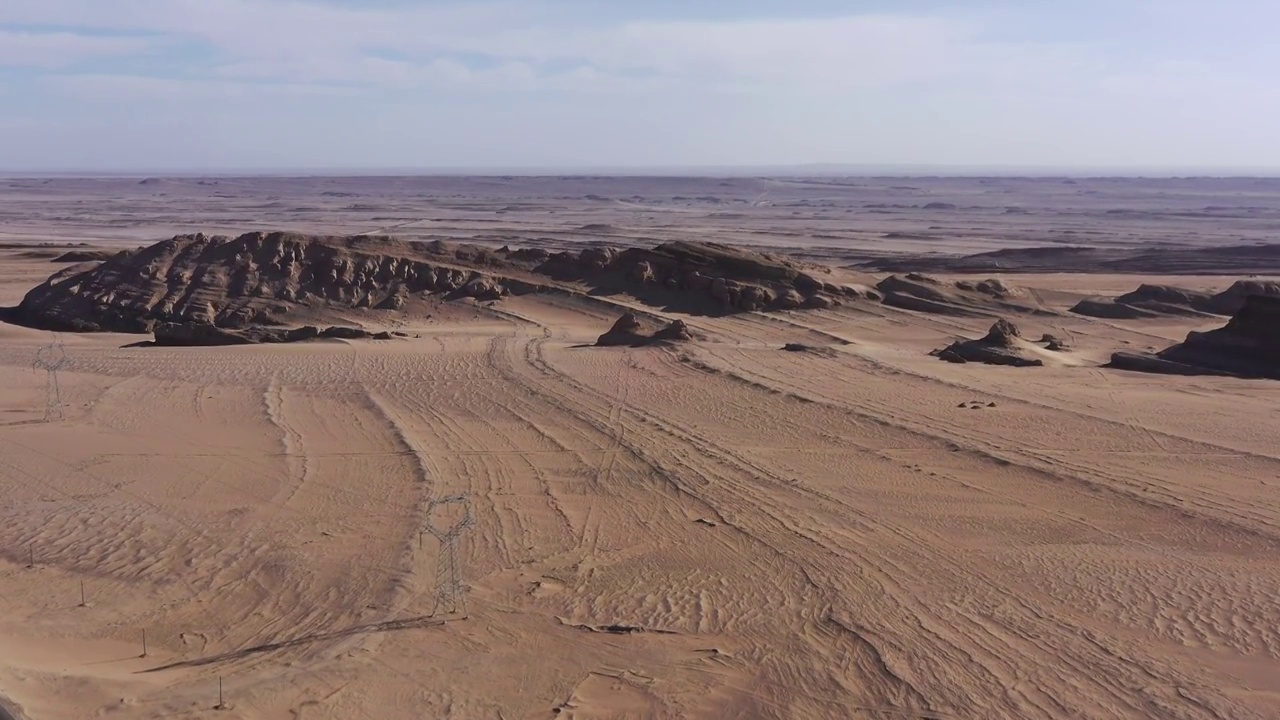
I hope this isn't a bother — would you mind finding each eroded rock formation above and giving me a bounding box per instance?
[877,274,1043,317]
[9,233,874,335]
[933,319,1046,367]
[1109,295,1280,379]
[595,313,694,347]
[1072,280,1280,319]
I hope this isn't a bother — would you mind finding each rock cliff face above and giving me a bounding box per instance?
[1202,280,1280,315]
[1109,295,1280,379]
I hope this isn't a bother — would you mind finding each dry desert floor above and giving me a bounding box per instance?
[2,176,1280,719]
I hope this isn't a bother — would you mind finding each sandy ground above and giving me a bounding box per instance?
[3,178,1280,719]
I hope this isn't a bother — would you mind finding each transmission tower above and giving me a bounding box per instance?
[33,335,68,421]
[425,494,474,618]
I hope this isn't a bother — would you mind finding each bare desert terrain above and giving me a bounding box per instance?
[2,175,1280,719]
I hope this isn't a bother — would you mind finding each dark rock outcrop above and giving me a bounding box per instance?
[933,319,1045,367]
[1071,284,1215,319]
[319,326,371,340]
[154,322,256,346]
[1072,280,1280,319]
[149,322,387,347]
[782,342,837,357]
[859,243,1280,275]
[12,232,528,333]
[651,319,693,343]
[595,313,694,347]
[539,240,855,314]
[595,314,646,347]
[9,233,868,335]
[1109,294,1280,379]
[877,274,1043,317]
[1202,280,1280,315]
[1039,333,1069,351]
[154,323,322,346]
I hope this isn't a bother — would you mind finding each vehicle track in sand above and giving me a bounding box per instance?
[490,315,1266,719]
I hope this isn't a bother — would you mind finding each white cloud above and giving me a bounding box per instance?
[43,73,360,100]
[4,0,1279,169]
[0,29,156,68]
[0,0,1094,94]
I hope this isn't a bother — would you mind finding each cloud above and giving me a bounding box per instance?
[42,73,360,101]
[0,0,530,62]
[0,0,1092,94]
[4,0,1279,169]
[0,29,156,68]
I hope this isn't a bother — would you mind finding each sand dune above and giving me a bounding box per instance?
[3,177,1280,720]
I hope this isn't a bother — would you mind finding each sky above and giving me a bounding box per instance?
[0,0,1277,172]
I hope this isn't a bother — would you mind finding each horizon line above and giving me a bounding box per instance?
[5,163,1280,179]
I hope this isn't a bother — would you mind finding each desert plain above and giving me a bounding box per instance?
[1,175,1280,719]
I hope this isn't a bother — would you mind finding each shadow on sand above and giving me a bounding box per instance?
[140,614,452,673]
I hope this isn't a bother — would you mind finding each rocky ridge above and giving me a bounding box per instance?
[1109,294,1280,379]
[876,274,1046,317]
[1072,280,1280,319]
[9,232,870,335]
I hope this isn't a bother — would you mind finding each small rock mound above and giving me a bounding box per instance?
[932,319,1045,367]
[1109,294,1280,379]
[1040,333,1069,351]
[595,314,694,347]
[782,343,837,357]
[651,319,693,343]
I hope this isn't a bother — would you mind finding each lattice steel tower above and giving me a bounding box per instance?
[425,494,474,618]
[33,335,68,421]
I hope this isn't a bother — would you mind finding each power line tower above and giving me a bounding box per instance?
[425,494,474,619]
[33,335,68,422]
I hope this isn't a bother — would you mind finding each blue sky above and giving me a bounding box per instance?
[1,0,1277,171]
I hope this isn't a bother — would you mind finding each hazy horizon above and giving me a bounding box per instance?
[6,164,1280,180]
[2,1,1278,172]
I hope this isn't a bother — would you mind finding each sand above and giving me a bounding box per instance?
[2,176,1280,719]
